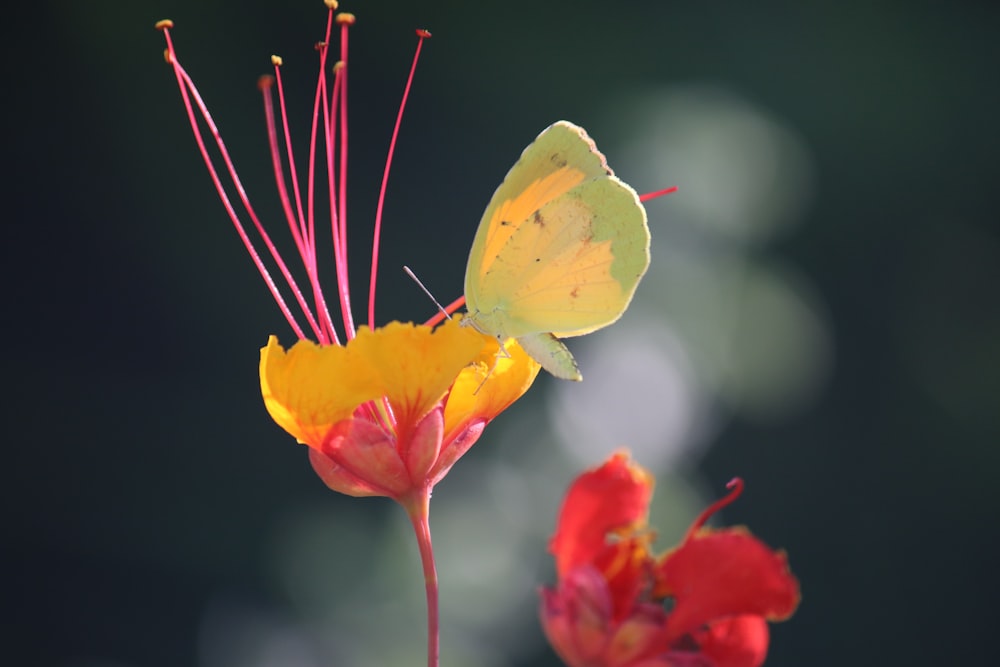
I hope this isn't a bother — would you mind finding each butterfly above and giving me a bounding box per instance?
[463,121,650,381]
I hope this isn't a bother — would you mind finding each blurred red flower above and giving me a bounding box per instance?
[541,451,800,667]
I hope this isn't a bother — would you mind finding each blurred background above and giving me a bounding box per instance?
[6,1,999,665]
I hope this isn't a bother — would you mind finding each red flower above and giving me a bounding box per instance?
[541,452,799,667]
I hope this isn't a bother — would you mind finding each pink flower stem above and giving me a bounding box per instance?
[404,487,440,667]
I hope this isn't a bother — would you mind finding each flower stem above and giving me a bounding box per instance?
[405,487,439,667]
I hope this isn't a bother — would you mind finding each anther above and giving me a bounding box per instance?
[324,0,339,9]
[415,29,432,39]
[336,13,356,25]
[155,19,174,30]
[271,55,283,66]
[257,74,275,91]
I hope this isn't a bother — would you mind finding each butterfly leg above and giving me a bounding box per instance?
[472,338,514,395]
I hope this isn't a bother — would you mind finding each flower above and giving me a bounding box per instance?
[261,318,538,504]
[541,452,800,667]
[156,3,540,509]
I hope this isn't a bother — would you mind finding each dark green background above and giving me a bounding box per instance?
[7,1,999,665]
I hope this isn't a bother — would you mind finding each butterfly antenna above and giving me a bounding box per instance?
[403,266,452,321]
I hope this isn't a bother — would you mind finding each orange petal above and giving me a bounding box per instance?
[350,319,485,431]
[443,332,541,440]
[549,451,655,577]
[657,527,800,643]
[259,336,383,447]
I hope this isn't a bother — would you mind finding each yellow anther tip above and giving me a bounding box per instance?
[155,19,174,30]
[324,0,339,9]
[271,55,283,66]
[336,12,356,25]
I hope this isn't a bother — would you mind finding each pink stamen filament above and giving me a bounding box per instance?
[323,58,348,340]
[270,58,338,344]
[640,185,678,202]
[685,477,745,542]
[260,74,309,265]
[159,24,324,342]
[269,66,311,265]
[336,16,355,338]
[261,70,336,345]
[368,29,432,328]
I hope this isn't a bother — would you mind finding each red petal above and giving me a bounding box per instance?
[540,566,614,666]
[657,528,800,643]
[549,451,654,577]
[403,406,444,483]
[320,418,411,498]
[695,615,770,667]
[309,448,392,498]
[428,419,485,486]
[592,536,654,623]
[605,602,671,666]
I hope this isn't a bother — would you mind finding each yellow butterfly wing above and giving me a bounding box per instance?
[464,121,650,380]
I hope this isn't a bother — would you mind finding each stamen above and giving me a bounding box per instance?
[684,477,745,541]
[335,15,355,338]
[323,59,350,340]
[367,28,432,328]
[159,21,320,341]
[159,9,452,355]
[309,7,345,344]
[262,61,307,267]
[156,21,174,64]
[263,59,338,344]
[640,185,678,202]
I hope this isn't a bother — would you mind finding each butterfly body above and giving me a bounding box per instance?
[464,121,650,381]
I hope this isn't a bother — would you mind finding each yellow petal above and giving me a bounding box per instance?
[443,335,541,439]
[259,335,383,447]
[350,318,486,431]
